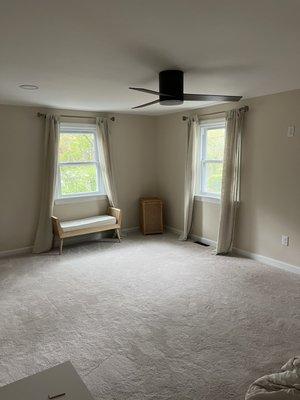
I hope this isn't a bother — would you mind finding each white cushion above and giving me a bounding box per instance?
[60,215,117,233]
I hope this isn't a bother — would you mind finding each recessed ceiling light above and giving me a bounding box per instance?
[19,84,39,90]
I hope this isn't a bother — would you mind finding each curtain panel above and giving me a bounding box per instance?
[33,115,59,253]
[180,115,200,241]
[96,117,118,207]
[216,108,246,254]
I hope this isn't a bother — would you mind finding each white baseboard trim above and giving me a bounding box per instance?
[166,225,299,275]
[233,247,299,275]
[166,225,182,235]
[0,226,140,259]
[2,227,298,274]
[122,226,139,236]
[0,246,33,258]
[166,226,217,247]
[190,233,216,247]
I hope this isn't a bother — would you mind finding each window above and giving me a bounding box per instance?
[56,123,105,199]
[196,120,226,198]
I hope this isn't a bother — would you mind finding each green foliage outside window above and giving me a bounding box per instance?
[206,129,225,160]
[58,133,99,196]
[206,163,223,194]
[59,133,95,162]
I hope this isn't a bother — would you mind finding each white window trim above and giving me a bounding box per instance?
[55,123,105,201]
[55,194,107,205]
[196,119,226,199]
[194,195,220,204]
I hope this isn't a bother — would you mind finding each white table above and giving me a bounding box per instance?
[0,361,94,400]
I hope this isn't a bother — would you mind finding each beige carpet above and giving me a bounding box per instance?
[0,233,299,400]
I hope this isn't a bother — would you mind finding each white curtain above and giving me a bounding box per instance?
[96,117,118,207]
[33,115,59,253]
[180,116,200,240]
[216,108,246,254]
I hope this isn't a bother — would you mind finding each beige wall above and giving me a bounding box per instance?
[1,89,300,267]
[0,106,157,252]
[191,201,220,241]
[108,114,157,228]
[155,89,300,267]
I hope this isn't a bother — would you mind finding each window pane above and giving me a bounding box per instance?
[206,128,225,160]
[60,164,98,196]
[204,162,223,194]
[59,133,95,162]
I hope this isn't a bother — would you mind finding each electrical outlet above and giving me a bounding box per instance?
[287,125,295,137]
[281,235,289,246]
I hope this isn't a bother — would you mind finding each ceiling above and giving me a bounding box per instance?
[0,0,300,115]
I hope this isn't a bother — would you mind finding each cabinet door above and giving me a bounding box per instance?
[143,201,163,234]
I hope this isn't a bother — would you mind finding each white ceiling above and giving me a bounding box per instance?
[0,0,300,115]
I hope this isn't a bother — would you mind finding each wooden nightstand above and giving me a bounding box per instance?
[139,197,163,234]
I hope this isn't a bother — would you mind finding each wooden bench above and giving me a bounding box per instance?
[52,207,122,254]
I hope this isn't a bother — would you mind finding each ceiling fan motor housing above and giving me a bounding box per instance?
[159,70,184,105]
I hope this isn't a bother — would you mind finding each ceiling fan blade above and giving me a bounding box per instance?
[132,99,160,109]
[129,87,172,97]
[184,93,242,102]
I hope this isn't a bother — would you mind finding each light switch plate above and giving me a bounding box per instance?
[287,125,295,137]
[281,235,289,246]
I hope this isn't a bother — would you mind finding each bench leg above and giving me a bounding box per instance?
[51,234,55,250]
[59,238,64,255]
[116,229,121,243]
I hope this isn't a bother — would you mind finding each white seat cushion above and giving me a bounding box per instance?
[60,215,117,233]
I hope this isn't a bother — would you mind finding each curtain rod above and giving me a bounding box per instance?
[182,105,249,121]
[37,112,115,121]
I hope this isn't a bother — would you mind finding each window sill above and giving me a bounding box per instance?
[194,195,221,204]
[54,194,107,205]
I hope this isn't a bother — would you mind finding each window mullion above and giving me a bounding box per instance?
[202,160,223,164]
[58,161,96,166]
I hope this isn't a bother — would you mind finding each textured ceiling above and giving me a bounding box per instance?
[0,0,300,115]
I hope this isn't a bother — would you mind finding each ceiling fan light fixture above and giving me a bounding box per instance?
[129,69,242,109]
[19,84,39,90]
[159,98,183,106]
[159,70,184,105]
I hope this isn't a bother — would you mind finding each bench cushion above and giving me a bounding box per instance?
[60,215,117,233]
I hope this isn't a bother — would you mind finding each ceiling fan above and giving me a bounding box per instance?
[129,70,242,109]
